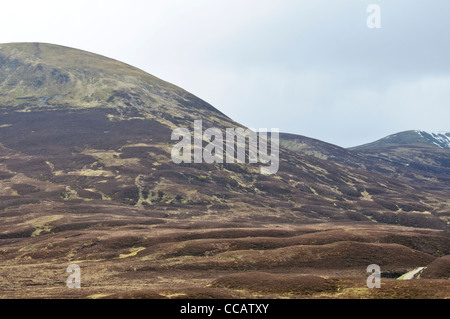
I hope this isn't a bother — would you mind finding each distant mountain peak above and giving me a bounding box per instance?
[415,130,450,149]
[350,130,450,151]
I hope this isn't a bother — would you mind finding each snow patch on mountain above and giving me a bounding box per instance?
[416,130,450,149]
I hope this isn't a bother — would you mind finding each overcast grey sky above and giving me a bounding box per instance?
[1,0,449,147]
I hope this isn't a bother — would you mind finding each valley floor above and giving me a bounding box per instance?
[1,220,449,299]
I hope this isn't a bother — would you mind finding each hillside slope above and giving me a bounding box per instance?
[1,42,447,228]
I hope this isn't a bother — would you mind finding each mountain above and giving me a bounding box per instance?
[350,130,450,192]
[0,42,237,126]
[281,130,450,194]
[0,43,449,299]
[350,130,450,151]
[2,42,446,227]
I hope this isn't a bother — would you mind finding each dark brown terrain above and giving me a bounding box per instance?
[0,43,448,299]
